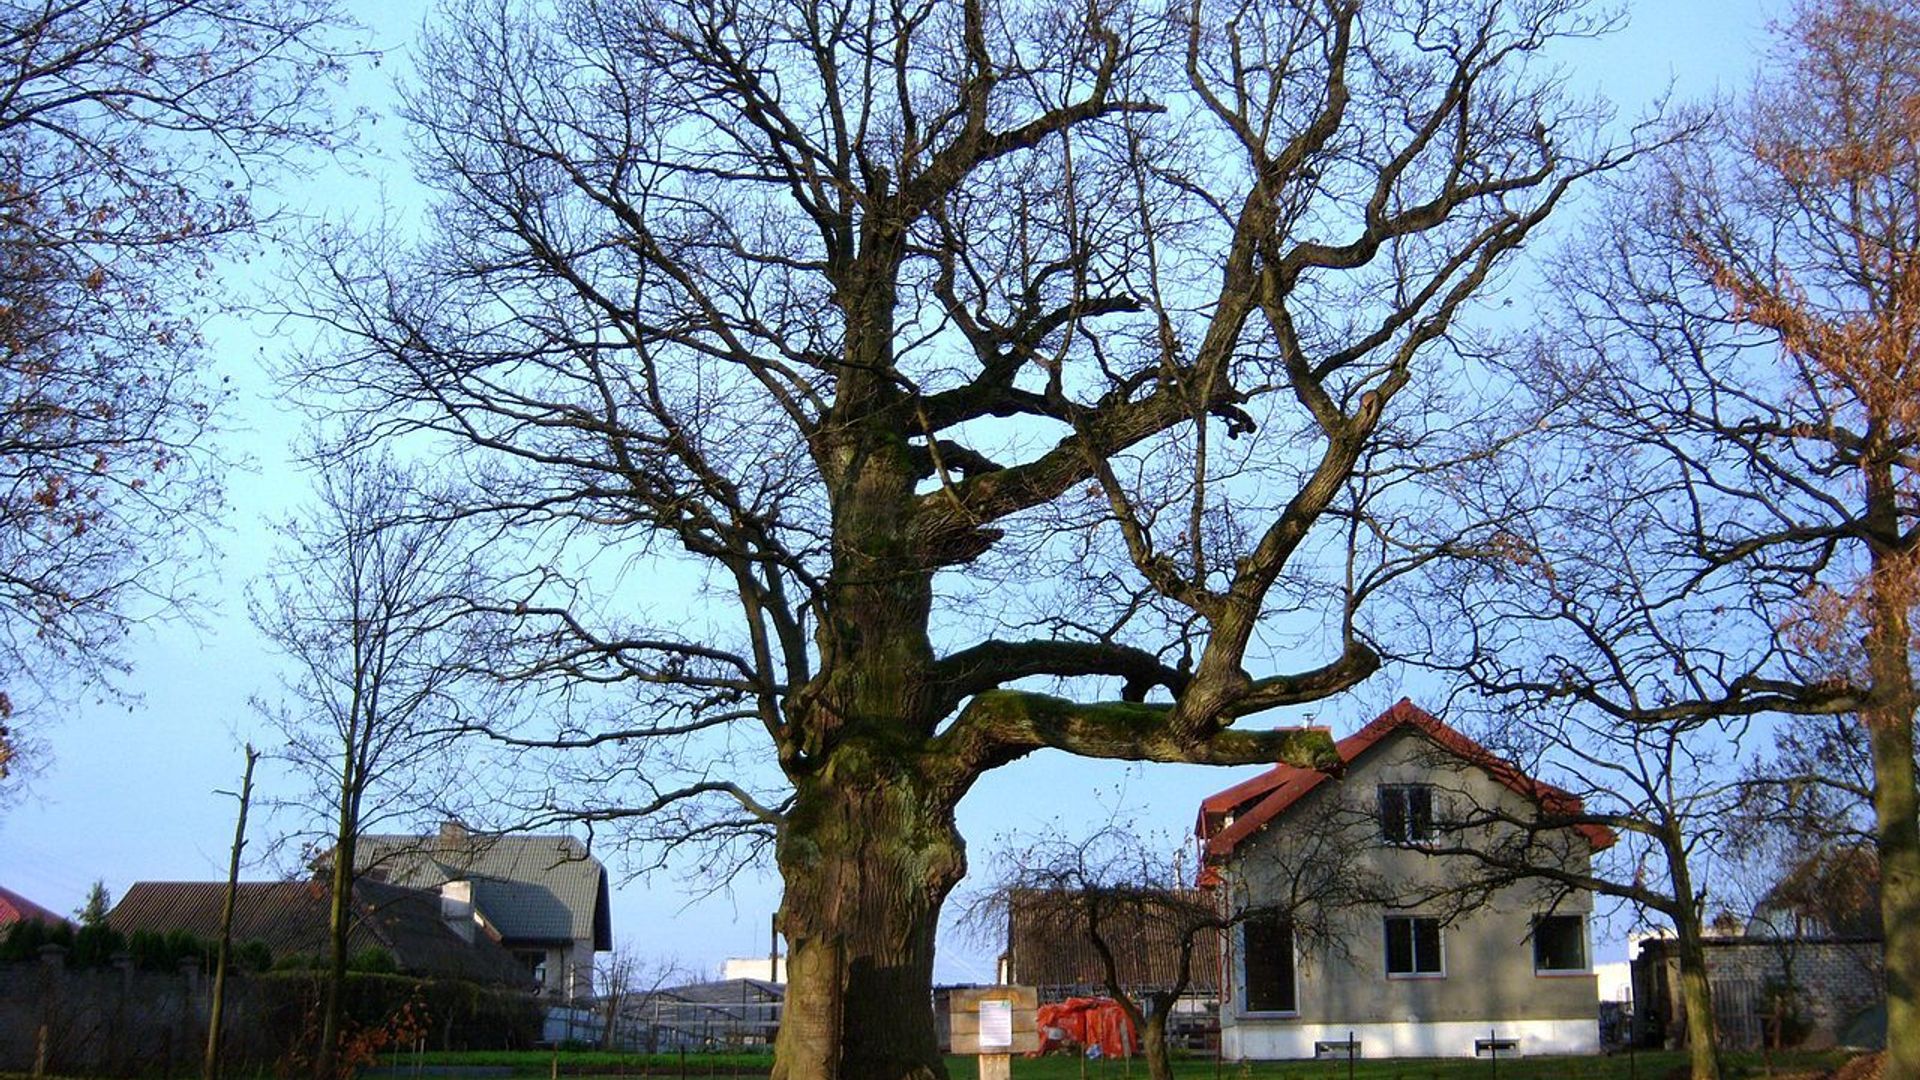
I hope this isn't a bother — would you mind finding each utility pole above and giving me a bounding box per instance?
[204,744,259,1080]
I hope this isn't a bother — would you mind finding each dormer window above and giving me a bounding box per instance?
[1379,784,1434,843]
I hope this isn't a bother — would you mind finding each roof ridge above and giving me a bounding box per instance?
[1196,698,1615,860]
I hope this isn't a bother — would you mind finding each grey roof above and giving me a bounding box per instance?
[353,829,612,950]
[655,978,785,1005]
[108,880,532,988]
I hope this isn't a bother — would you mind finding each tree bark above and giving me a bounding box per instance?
[770,748,965,1080]
[1141,1007,1173,1080]
[1660,820,1721,1080]
[1673,922,1722,1080]
[316,744,361,1080]
[1861,462,1919,1080]
[1868,709,1919,1080]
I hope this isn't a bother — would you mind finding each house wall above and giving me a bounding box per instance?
[530,939,597,1000]
[1220,729,1600,1060]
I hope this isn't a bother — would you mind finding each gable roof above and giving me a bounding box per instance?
[1196,699,1615,862]
[108,880,532,987]
[353,828,612,950]
[654,977,786,1006]
[0,885,69,929]
[1005,886,1221,994]
[1752,843,1882,939]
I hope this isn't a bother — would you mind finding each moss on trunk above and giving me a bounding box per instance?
[770,746,964,1080]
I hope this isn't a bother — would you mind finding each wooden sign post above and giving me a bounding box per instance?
[948,986,1039,1080]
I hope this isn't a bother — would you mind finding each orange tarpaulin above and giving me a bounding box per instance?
[1032,997,1138,1059]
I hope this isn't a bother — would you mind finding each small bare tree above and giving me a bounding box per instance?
[253,451,485,1080]
[593,946,687,1052]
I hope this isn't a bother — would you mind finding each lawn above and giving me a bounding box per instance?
[364,1048,1852,1080]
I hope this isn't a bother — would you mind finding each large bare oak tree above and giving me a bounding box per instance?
[291,0,1628,1075]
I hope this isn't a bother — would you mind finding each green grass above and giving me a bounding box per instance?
[939,1049,1848,1080]
[361,1048,1854,1080]
[368,1048,775,1074]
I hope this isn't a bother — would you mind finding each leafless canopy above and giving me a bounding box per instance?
[291,0,1629,848]
[0,0,355,767]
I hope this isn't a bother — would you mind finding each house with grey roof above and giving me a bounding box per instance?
[108,880,532,987]
[351,823,612,999]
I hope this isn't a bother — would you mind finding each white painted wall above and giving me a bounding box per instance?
[722,956,788,982]
[1224,1019,1600,1060]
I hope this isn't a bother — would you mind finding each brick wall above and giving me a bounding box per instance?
[1703,938,1882,1047]
[1634,936,1883,1051]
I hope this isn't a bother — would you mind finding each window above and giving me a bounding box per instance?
[517,949,548,987]
[1379,784,1434,843]
[1243,914,1297,1013]
[1384,916,1443,976]
[1533,914,1588,972]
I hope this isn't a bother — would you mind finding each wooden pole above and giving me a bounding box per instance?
[204,744,258,1080]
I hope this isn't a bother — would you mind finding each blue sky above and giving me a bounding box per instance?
[1,0,1777,984]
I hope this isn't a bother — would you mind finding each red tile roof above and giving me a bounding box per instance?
[0,885,68,929]
[1195,699,1615,862]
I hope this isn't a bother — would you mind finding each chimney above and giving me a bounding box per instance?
[439,820,469,845]
[440,880,476,943]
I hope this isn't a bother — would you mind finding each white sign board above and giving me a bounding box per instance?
[978,999,1013,1050]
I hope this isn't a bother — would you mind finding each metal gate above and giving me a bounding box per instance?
[1711,977,1762,1050]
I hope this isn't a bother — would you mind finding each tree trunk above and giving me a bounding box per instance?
[1141,1008,1173,1080]
[770,748,965,1080]
[1862,463,1920,1080]
[316,758,359,1080]
[1102,988,1167,1080]
[205,746,257,1080]
[1672,924,1722,1080]
[1657,817,1721,1080]
[1869,711,1919,1080]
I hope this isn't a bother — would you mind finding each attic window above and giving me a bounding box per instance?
[1379,784,1434,844]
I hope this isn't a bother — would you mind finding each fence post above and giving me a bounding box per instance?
[36,944,66,1076]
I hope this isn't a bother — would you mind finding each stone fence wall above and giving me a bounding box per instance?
[1,945,543,1075]
[0,946,267,1076]
[1703,937,1883,1047]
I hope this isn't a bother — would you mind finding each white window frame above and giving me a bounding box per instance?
[1531,913,1591,976]
[1383,914,1446,979]
[1378,783,1436,844]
